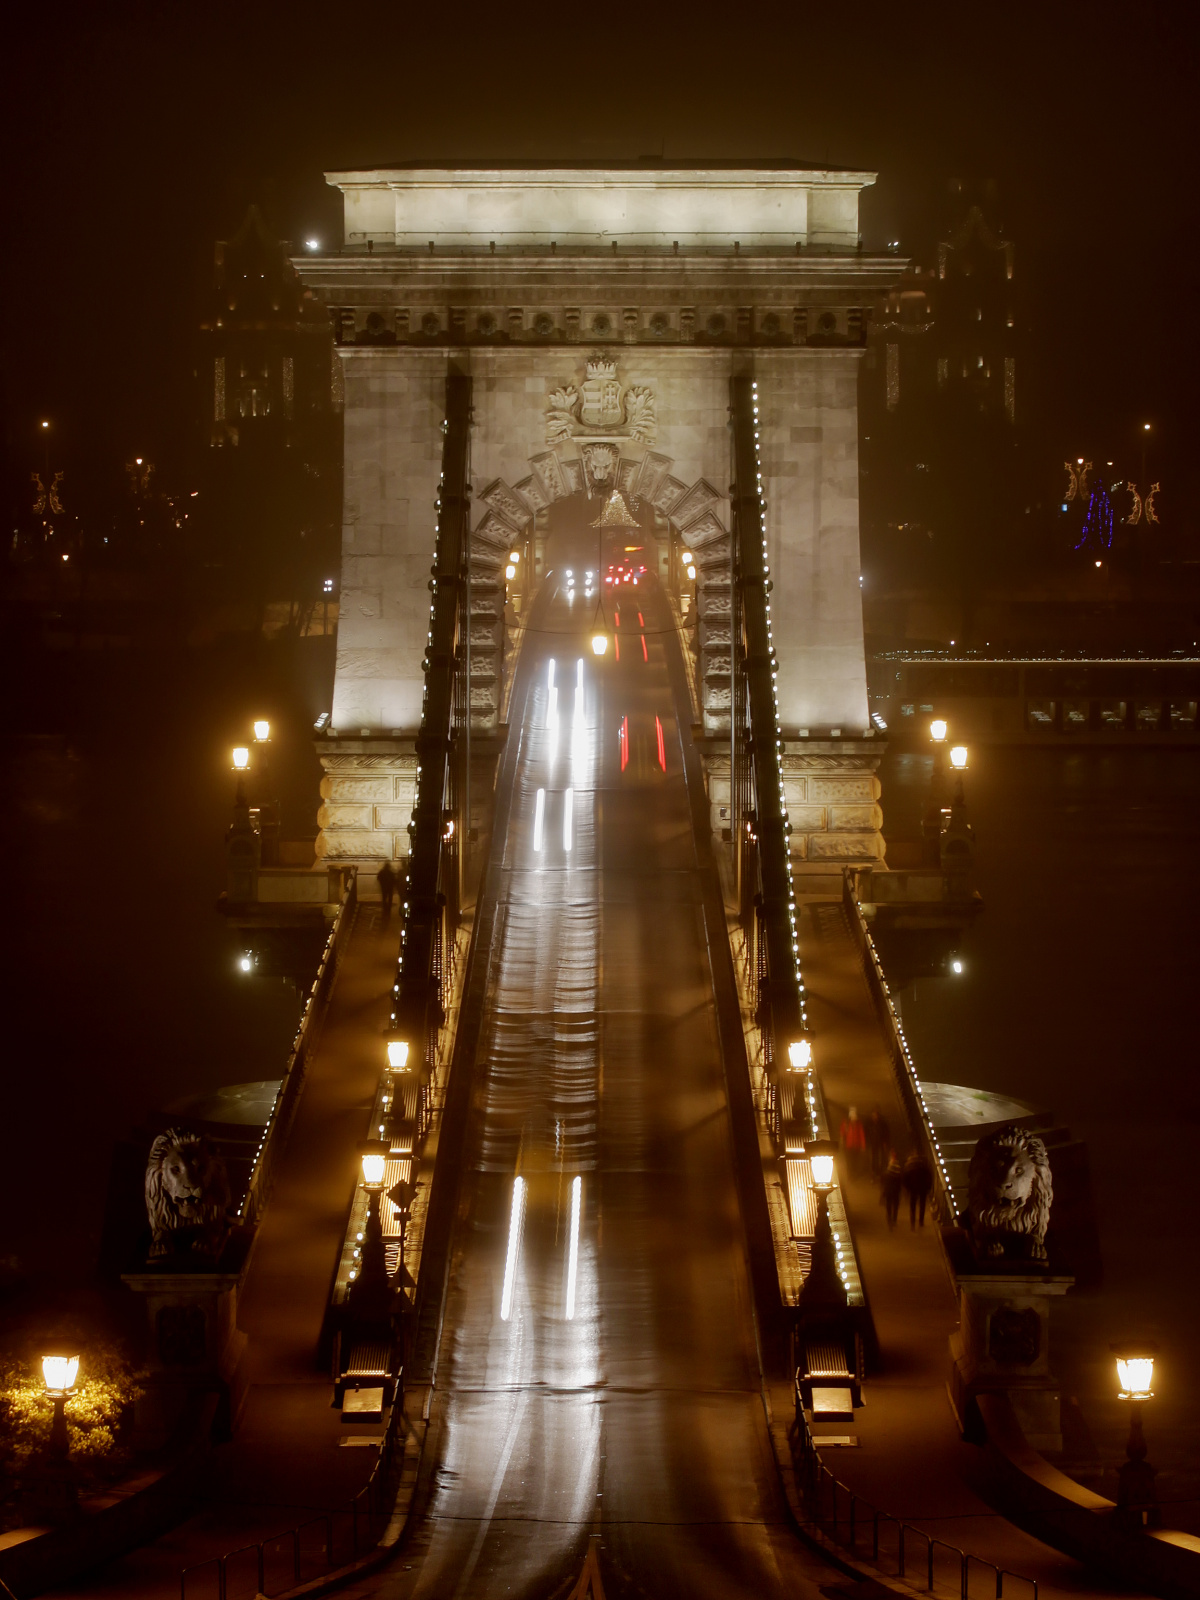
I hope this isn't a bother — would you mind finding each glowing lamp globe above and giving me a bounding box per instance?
[949,745,968,770]
[788,1039,813,1072]
[591,632,608,657]
[929,719,948,743]
[232,746,250,771]
[805,1138,838,1191]
[681,550,692,564]
[361,1152,386,1187]
[509,550,520,564]
[386,1038,410,1071]
[686,565,697,581]
[505,564,516,580]
[42,1355,79,1394]
[253,720,270,742]
[1113,1343,1157,1400]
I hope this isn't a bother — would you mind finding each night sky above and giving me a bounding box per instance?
[3,0,1197,511]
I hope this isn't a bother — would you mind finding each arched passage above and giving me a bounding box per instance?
[469,440,732,735]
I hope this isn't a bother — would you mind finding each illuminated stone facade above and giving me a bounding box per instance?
[300,167,897,875]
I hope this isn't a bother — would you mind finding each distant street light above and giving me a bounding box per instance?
[929,719,948,743]
[1112,1341,1160,1527]
[232,746,250,771]
[253,720,270,743]
[509,550,520,564]
[591,630,608,657]
[949,745,968,770]
[505,564,516,580]
[360,1149,386,1188]
[305,239,320,251]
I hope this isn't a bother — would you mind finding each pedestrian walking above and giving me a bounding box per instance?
[377,859,397,925]
[903,1151,933,1229]
[865,1106,891,1178]
[880,1152,903,1230]
[839,1106,867,1177]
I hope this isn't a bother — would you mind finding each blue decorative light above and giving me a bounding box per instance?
[1074,484,1114,552]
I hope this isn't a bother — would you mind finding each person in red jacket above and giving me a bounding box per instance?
[839,1106,867,1177]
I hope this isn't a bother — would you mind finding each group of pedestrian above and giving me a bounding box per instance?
[880,1149,933,1231]
[837,1101,933,1234]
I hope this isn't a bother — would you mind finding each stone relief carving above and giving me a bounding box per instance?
[545,355,657,444]
[581,443,619,486]
[145,1128,232,1263]
[967,1125,1053,1263]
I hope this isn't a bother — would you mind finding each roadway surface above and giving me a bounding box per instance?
[346,573,839,1598]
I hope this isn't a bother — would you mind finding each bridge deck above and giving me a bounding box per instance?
[51,574,1154,1600]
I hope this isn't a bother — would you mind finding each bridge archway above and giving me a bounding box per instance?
[469,436,732,736]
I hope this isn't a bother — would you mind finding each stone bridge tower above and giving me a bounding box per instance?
[299,165,897,883]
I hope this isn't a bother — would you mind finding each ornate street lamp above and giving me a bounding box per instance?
[1112,1341,1160,1527]
[231,746,250,772]
[253,720,270,743]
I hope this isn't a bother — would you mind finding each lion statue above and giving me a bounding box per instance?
[967,1125,1053,1263]
[145,1128,232,1262]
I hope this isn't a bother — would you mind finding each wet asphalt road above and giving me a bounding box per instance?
[347,573,836,1599]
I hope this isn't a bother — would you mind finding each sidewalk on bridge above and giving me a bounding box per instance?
[776,879,1154,1600]
[48,904,405,1600]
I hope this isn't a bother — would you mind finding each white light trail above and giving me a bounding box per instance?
[563,788,573,852]
[500,1176,526,1322]
[548,658,556,689]
[576,657,584,688]
[566,1175,581,1320]
[533,788,545,851]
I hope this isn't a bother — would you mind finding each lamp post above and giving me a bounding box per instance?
[949,743,969,805]
[923,719,949,865]
[796,1139,847,1316]
[350,1142,391,1313]
[1112,1342,1159,1528]
[41,1355,79,1462]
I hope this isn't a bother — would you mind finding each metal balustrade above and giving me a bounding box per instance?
[180,1401,407,1599]
[791,1401,1038,1600]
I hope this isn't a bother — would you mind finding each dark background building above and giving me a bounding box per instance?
[195,206,342,630]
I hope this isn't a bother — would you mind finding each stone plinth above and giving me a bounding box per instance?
[950,1270,1074,1453]
[315,736,417,887]
[781,736,885,867]
[121,1271,246,1449]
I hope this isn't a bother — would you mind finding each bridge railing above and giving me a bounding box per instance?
[390,373,474,1090]
[180,1394,406,1600]
[237,869,358,1231]
[790,1401,1038,1600]
[728,374,809,1066]
[840,871,959,1230]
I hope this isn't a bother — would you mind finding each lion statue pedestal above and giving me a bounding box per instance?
[949,1271,1073,1453]
[120,1128,247,1448]
[949,1124,1072,1453]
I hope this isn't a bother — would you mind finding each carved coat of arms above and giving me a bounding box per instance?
[546,356,656,445]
